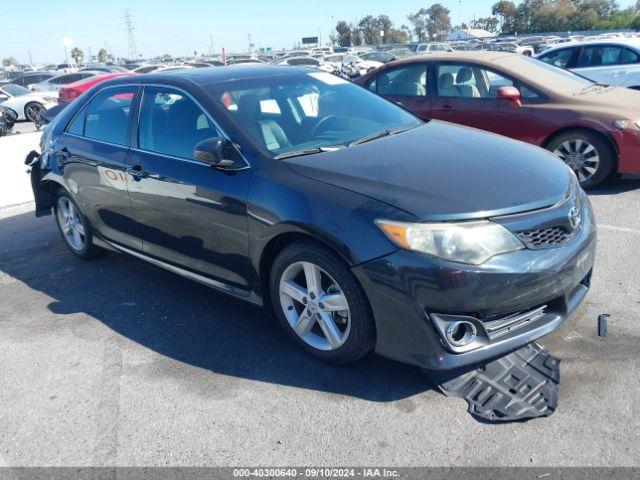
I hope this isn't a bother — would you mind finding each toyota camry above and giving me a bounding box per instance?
[28,66,596,370]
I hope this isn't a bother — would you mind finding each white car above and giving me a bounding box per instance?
[342,54,383,77]
[414,43,454,54]
[537,39,640,89]
[311,46,333,55]
[276,56,335,73]
[0,84,57,122]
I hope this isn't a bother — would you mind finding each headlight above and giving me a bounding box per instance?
[613,119,640,130]
[376,220,524,265]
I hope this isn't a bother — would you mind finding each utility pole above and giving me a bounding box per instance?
[28,50,33,66]
[209,35,214,56]
[124,10,139,59]
[247,33,254,53]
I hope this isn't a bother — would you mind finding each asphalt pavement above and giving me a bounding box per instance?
[0,126,639,466]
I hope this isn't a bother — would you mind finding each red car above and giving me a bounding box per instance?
[358,51,640,187]
[59,72,135,104]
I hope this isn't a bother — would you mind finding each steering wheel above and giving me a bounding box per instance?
[311,115,340,137]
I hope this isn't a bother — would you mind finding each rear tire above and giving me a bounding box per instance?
[269,242,375,365]
[54,190,105,259]
[546,129,615,189]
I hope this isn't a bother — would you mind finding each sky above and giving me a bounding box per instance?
[3,0,638,64]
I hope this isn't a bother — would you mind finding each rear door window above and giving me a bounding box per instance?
[577,46,622,67]
[372,65,428,97]
[67,86,136,145]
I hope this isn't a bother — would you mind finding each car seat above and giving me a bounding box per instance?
[438,72,458,97]
[237,94,291,151]
[455,68,480,98]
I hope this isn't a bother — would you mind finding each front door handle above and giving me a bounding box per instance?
[127,164,145,181]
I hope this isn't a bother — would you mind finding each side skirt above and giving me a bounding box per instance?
[101,239,263,307]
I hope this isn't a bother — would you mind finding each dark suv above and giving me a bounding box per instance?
[29,66,596,370]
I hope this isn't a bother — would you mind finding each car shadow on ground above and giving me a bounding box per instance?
[0,210,432,403]
[588,177,640,196]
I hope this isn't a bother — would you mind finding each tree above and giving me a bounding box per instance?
[407,8,430,41]
[334,20,353,47]
[2,57,17,67]
[630,14,640,30]
[359,15,382,45]
[378,14,393,43]
[492,0,518,33]
[471,17,499,32]
[426,3,452,39]
[70,47,84,65]
[97,48,108,63]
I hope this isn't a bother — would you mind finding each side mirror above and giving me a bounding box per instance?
[194,137,235,169]
[497,86,522,109]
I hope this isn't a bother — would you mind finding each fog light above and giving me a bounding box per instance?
[445,321,477,347]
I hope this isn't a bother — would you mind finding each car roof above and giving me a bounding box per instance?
[387,50,514,66]
[541,38,640,55]
[103,64,316,89]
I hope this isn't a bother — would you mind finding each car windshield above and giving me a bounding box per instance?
[208,71,422,158]
[496,55,594,93]
[2,84,30,96]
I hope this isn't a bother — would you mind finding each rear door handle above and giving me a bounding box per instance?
[442,104,454,112]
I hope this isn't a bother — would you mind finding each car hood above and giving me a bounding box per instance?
[286,121,572,221]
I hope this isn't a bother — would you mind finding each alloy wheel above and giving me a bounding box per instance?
[25,103,43,123]
[279,261,351,351]
[56,197,86,251]
[553,139,600,183]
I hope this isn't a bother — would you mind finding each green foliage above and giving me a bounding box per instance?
[334,0,640,47]
[426,3,452,38]
[492,0,640,33]
[407,8,430,41]
[334,14,416,46]
[2,57,18,67]
[70,47,84,64]
[97,48,108,63]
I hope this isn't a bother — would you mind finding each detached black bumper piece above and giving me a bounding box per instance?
[427,342,560,422]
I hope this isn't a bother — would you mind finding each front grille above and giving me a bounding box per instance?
[483,305,548,341]
[517,226,574,249]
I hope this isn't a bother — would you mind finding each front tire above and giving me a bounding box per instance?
[54,190,105,259]
[546,130,615,188]
[269,242,375,365]
[24,102,44,123]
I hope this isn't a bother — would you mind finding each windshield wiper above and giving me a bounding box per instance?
[348,126,415,147]
[274,146,341,160]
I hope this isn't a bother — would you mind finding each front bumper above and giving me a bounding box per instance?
[613,129,640,176]
[352,193,597,371]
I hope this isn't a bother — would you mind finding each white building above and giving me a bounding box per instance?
[447,29,496,41]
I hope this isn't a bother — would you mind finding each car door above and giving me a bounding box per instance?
[429,62,537,143]
[366,63,430,119]
[126,85,254,290]
[572,44,626,85]
[58,85,142,250]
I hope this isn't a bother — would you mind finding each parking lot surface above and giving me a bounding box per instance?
[1,131,639,466]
